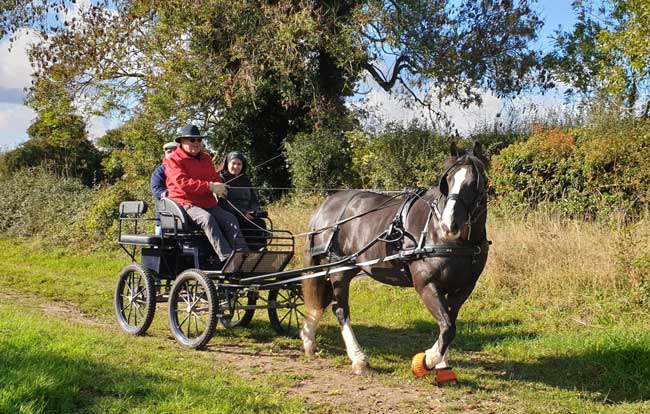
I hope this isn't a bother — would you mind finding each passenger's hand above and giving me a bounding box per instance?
[209,182,229,198]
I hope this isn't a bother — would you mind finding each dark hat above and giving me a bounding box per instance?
[223,151,247,174]
[175,124,205,143]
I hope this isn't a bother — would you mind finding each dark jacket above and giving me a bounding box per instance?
[219,172,261,215]
[220,151,262,215]
[150,163,167,200]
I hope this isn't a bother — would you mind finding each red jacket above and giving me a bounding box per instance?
[165,148,222,209]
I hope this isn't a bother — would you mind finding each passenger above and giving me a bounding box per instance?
[165,124,248,263]
[150,141,178,235]
[220,151,268,249]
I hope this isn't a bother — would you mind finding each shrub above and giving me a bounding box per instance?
[284,129,357,190]
[0,167,96,246]
[349,122,454,189]
[490,119,650,221]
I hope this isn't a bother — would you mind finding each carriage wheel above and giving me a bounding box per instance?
[114,263,157,335]
[267,286,305,337]
[220,289,257,329]
[168,269,218,349]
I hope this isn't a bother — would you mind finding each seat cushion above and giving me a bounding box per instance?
[119,234,162,246]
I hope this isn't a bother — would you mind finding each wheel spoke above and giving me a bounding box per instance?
[178,311,190,330]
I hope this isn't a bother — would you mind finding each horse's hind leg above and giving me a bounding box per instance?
[331,271,370,375]
[300,272,332,358]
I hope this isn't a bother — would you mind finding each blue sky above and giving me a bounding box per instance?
[0,1,577,150]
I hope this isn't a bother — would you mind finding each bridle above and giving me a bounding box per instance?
[431,156,488,239]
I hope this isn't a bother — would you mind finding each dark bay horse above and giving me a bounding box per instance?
[300,142,489,380]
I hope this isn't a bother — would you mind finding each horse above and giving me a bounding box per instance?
[299,142,489,382]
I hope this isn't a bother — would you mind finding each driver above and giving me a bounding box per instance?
[165,124,248,263]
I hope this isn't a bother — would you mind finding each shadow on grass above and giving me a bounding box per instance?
[225,317,650,403]
[0,340,287,414]
[492,347,650,403]
[314,318,532,358]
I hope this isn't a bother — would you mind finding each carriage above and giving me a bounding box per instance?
[114,142,491,385]
[115,197,304,349]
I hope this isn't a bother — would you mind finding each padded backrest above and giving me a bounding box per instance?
[159,197,198,233]
[119,201,148,216]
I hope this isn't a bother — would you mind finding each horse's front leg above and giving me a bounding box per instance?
[410,281,459,383]
[412,281,475,384]
[331,272,370,375]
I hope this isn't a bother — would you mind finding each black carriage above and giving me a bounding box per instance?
[115,199,304,349]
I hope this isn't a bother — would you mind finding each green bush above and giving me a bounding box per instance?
[349,122,454,189]
[0,167,96,246]
[490,119,650,221]
[284,129,357,190]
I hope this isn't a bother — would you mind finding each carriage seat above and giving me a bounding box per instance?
[158,197,202,236]
[118,201,161,246]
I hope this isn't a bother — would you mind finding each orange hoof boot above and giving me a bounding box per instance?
[411,353,432,377]
[434,368,458,386]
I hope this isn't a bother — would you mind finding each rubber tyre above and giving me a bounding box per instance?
[168,269,219,349]
[267,286,305,337]
[114,263,157,335]
[220,289,257,329]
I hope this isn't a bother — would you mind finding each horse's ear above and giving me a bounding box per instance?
[450,142,459,157]
[471,141,483,158]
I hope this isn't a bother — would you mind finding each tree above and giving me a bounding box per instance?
[3,0,545,187]
[545,0,650,114]
[0,78,104,185]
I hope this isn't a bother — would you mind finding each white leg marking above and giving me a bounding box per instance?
[341,320,367,363]
[425,340,445,369]
[300,308,323,356]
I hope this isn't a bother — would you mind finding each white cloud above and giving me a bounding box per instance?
[0,29,40,149]
[0,104,36,150]
[0,29,39,96]
[350,80,568,136]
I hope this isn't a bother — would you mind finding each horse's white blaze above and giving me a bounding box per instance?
[440,167,468,240]
[341,320,367,363]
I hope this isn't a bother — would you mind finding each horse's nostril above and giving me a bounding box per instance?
[441,223,450,233]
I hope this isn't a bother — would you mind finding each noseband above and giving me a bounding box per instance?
[432,156,488,237]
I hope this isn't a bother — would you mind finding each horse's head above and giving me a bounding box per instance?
[435,142,489,242]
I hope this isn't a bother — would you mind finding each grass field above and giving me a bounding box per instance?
[2,204,650,413]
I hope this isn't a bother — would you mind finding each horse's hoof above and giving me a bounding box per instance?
[352,359,370,376]
[411,353,431,377]
[302,345,317,358]
[434,368,458,386]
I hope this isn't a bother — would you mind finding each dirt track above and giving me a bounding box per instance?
[2,289,482,413]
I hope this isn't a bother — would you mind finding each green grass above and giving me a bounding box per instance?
[2,234,650,413]
[0,300,303,414]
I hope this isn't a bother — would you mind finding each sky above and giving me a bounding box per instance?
[0,0,577,150]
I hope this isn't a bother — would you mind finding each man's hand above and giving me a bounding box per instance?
[209,182,229,198]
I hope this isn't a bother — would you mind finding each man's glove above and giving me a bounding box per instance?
[209,182,229,198]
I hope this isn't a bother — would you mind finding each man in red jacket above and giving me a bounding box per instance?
[165,124,248,262]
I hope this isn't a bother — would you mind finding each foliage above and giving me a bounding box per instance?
[0,167,96,245]
[284,128,356,191]
[348,122,453,189]
[545,0,650,110]
[97,114,170,183]
[0,79,104,186]
[491,119,650,220]
[2,0,546,188]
